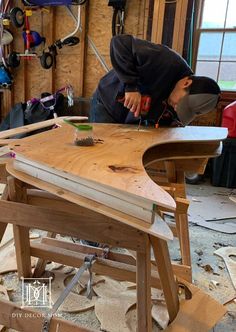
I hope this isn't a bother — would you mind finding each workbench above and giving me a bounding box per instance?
[0,123,227,332]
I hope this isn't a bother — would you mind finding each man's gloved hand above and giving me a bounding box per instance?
[124,91,141,117]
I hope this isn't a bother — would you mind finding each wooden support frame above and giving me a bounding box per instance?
[0,88,12,123]
[0,176,180,329]
[172,0,189,54]
[0,299,91,332]
[0,123,227,331]
[78,1,88,96]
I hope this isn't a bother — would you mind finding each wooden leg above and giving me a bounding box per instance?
[33,232,57,277]
[175,198,191,268]
[0,185,8,242]
[177,213,191,267]
[175,170,186,198]
[0,222,7,243]
[150,235,179,322]
[136,235,152,332]
[164,161,177,183]
[8,177,31,277]
[13,225,32,278]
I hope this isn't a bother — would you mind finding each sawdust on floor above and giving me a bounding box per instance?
[0,181,236,331]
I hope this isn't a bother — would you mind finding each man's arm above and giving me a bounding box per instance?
[110,34,140,91]
[110,34,142,117]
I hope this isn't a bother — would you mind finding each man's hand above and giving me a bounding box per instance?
[124,92,141,117]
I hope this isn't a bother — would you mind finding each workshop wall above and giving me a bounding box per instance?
[8,0,149,112]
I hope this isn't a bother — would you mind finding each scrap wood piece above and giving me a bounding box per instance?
[188,213,236,234]
[120,281,136,290]
[126,305,161,332]
[152,300,169,330]
[165,280,227,332]
[214,247,236,289]
[0,285,9,331]
[0,241,37,275]
[95,292,136,332]
[0,226,39,251]
[229,196,236,204]
[93,276,128,298]
[188,194,236,221]
[51,270,96,312]
[0,298,92,332]
[0,224,13,250]
[151,287,164,301]
[64,270,105,295]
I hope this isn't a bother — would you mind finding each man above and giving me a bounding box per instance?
[90,34,220,126]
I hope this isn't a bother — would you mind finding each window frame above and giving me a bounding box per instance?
[192,0,236,93]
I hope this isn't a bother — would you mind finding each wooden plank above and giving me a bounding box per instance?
[78,2,87,96]
[0,200,146,252]
[41,237,137,266]
[7,176,27,203]
[8,176,32,277]
[13,225,32,278]
[4,165,177,239]
[172,0,188,54]
[164,161,176,183]
[0,116,87,139]
[0,164,8,183]
[0,299,92,332]
[136,235,152,332]
[165,280,227,332]
[33,232,56,278]
[150,236,179,322]
[0,223,7,244]
[30,242,161,288]
[43,236,192,282]
[151,0,166,43]
[14,159,155,223]
[175,198,191,267]
[1,89,12,120]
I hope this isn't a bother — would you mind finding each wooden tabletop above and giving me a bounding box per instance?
[8,124,227,222]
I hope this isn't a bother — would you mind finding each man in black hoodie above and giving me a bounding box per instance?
[90,34,220,127]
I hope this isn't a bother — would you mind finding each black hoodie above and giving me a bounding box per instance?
[97,34,193,124]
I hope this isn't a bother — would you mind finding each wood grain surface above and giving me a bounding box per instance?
[8,124,227,221]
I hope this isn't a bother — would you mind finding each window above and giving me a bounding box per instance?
[194,0,236,91]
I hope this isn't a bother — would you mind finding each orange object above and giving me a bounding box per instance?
[117,94,151,116]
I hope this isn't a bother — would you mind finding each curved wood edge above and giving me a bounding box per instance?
[7,125,227,213]
[165,278,227,332]
[143,141,223,167]
[6,162,173,240]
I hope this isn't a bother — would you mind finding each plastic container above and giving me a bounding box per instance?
[74,124,94,146]
[221,101,236,138]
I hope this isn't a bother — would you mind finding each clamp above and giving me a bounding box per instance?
[41,254,97,332]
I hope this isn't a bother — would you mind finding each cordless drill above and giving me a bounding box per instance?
[117,94,151,117]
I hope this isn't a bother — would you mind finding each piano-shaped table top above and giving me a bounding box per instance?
[9,123,227,223]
